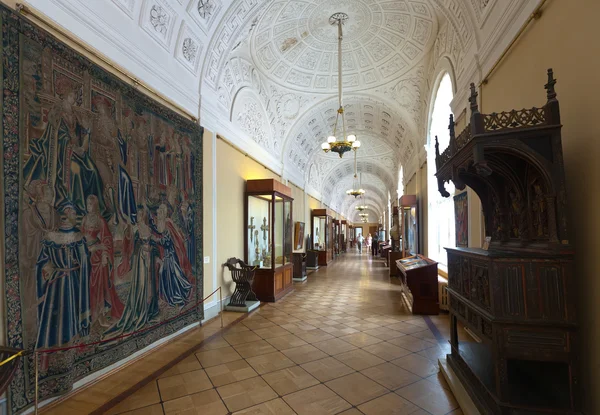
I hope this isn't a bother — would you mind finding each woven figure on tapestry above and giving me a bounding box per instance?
[224,258,258,307]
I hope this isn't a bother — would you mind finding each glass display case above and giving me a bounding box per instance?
[341,220,347,252]
[334,219,340,256]
[245,179,294,302]
[311,209,333,266]
[400,195,418,257]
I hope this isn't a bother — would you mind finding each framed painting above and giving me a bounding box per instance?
[294,222,305,250]
[454,191,468,247]
[0,6,204,413]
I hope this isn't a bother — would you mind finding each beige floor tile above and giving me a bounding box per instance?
[217,377,278,412]
[361,363,422,390]
[266,316,301,325]
[205,359,258,387]
[396,379,459,415]
[251,326,291,339]
[358,392,420,415]
[157,355,201,379]
[301,356,355,382]
[224,331,262,346]
[227,324,252,334]
[243,319,277,331]
[425,372,451,390]
[196,346,243,368]
[337,409,364,415]
[105,382,161,415]
[262,365,320,396]
[283,384,352,415]
[388,336,437,352]
[118,403,165,415]
[293,329,335,344]
[281,344,328,364]
[158,369,213,401]
[334,349,386,371]
[246,351,296,374]
[392,354,439,378]
[197,336,230,351]
[163,389,228,414]
[363,327,407,341]
[416,344,451,362]
[363,341,413,361]
[233,340,277,358]
[320,325,360,337]
[280,322,318,333]
[339,332,383,347]
[326,372,388,406]
[313,338,357,355]
[265,333,308,350]
[232,398,296,414]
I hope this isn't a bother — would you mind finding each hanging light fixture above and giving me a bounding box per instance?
[359,212,369,218]
[320,13,361,158]
[346,169,365,198]
[355,195,369,211]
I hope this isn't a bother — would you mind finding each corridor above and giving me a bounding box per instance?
[50,253,460,415]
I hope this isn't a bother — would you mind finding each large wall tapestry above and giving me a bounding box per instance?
[454,191,468,247]
[1,7,203,413]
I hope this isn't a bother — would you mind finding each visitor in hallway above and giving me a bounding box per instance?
[357,233,364,253]
[372,232,379,256]
[366,233,372,254]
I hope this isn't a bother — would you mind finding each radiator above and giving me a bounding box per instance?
[438,277,449,311]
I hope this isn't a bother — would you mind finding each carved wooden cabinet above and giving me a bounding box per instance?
[435,70,580,414]
[245,179,294,302]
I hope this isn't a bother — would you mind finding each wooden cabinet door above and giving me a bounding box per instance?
[275,270,284,293]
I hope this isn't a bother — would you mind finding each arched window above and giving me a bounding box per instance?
[427,74,455,270]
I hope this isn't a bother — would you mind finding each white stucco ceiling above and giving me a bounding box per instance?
[29,0,544,220]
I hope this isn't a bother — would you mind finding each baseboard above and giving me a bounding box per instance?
[439,357,482,415]
[24,294,230,414]
[293,276,307,282]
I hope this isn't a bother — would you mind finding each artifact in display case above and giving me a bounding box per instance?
[400,195,418,257]
[294,222,305,251]
[435,72,580,414]
[395,255,438,315]
[311,209,333,266]
[333,219,340,256]
[245,179,294,302]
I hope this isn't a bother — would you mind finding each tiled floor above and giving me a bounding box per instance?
[51,252,462,415]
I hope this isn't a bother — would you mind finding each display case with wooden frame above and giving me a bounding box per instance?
[341,220,348,252]
[395,255,439,315]
[333,219,340,256]
[311,209,333,266]
[400,195,418,257]
[435,71,580,414]
[245,179,294,302]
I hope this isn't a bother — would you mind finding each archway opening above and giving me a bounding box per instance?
[427,73,455,270]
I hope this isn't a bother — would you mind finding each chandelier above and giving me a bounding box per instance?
[359,213,369,218]
[320,13,361,158]
[355,205,368,211]
[346,172,365,198]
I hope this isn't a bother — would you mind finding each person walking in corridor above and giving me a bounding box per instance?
[357,233,365,253]
[366,233,373,255]
[372,232,379,256]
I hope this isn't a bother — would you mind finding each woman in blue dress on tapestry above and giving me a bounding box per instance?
[153,204,192,308]
[104,207,159,338]
[35,203,91,354]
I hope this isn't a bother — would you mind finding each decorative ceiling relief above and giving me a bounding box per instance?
[231,88,276,154]
[187,0,223,33]
[141,0,177,50]
[111,0,137,18]
[176,22,204,73]
[251,0,436,93]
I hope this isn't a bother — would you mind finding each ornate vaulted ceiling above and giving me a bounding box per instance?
[29,0,543,220]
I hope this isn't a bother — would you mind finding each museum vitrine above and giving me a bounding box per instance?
[341,220,347,252]
[333,219,340,256]
[245,179,294,302]
[400,194,418,257]
[311,209,333,266]
[395,255,439,315]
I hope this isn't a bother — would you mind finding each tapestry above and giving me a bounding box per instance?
[1,7,203,413]
[454,191,468,247]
